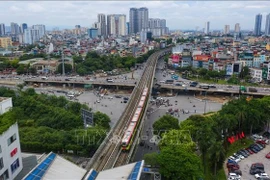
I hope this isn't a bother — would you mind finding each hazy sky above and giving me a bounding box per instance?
[1,1,270,30]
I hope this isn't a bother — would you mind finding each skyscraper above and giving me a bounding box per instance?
[254,14,262,36]
[129,7,149,34]
[204,21,210,34]
[224,25,230,34]
[234,23,240,33]
[32,25,46,38]
[107,14,126,36]
[20,23,28,34]
[97,14,107,36]
[265,14,270,36]
[10,22,20,35]
[0,24,5,36]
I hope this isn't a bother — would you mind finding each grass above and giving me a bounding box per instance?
[225,138,254,157]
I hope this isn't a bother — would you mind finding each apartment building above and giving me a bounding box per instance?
[0,37,12,49]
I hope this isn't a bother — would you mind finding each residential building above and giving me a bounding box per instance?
[24,28,40,44]
[234,23,240,33]
[107,14,126,36]
[32,25,46,38]
[87,28,98,39]
[205,21,210,34]
[97,14,106,36]
[0,37,12,48]
[129,7,149,34]
[0,24,5,36]
[254,14,262,36]
[265,13,270,36]
[20,23,27,34]
[10,23,20,35]
[0,119,23,180]
[249,68,263,82]
[224,25,230,34]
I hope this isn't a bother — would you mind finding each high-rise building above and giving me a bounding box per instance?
[126,22,130,35]
[0,24,5,36]
[224,25,230,34]
[107,14,126,36]
[20,23,28,34]
[10,22,20,35]
[24,28,40,44]
[265,13,270,36]
[98,14,106,36]
[147,18,168,37]
[254,14,262,36]
[205,21,210,34]
[160,19,166,28]
[129,7,149,34]
[32,24,46,38]
[234,23,240,33]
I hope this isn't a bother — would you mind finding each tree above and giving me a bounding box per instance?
[153,115,179,136]
[158,146,204,180]
[57,63,72,74]
[143,152,159,167]
[94,111,111,129]
[208,141,225,177]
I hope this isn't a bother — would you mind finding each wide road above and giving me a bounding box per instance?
[87,48,171,172]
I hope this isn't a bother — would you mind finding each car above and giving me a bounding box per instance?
[234,153,245,159]
[209,84,217,88]
[256,143,265,149]
[115,95,122,98]
[228,173,241,180]
[265,152,270,159]
[229,169,242,176]
[175,83,182,86]
[255,173,269,179]
[257,139,269,145]
[258,177,270,180]
[190,82,198,87]
[246,148,254,154]
[250,163,265,175]
[227,162,239,169]
[237,151,248,158]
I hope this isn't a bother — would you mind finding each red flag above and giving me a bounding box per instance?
[235,135,238,141]
[241,131,245,138]
[231,136,235,143]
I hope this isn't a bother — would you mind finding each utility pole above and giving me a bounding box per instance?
[62,49,65,76]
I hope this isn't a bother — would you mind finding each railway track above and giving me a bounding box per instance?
[89,49,171,172]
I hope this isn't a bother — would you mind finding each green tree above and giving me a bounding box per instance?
[208,141,225,177]
[158,146,203,180]
[143,152,159,167]
[94,111,111,129]
[153,115,179,136]
[57,63,72,74]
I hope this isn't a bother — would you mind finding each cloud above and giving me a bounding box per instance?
[1,1,270,30]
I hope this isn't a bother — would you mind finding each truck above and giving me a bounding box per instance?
[249,87,257,92]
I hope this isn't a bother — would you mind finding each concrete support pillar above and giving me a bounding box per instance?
[199,91,202,95]
[40,83,43,88]
[170,89,173,94]
[231,93,234,97]
[116,86,119,90]
[68,83,71,87]
[63,84,66,89]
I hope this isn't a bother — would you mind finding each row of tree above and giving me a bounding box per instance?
[73,50,156,76]
[0,87,111,156]
[145,95,270,179]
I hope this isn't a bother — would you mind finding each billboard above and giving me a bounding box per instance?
[226,63,233,76]
[81,109,94,127]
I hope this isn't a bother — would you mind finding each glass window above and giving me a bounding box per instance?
[0,169,9,180]
[0,157,3,170]
[7,134,16,146]
[10,158,19,174]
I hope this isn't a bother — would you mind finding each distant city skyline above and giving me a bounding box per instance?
[2,1,270,31]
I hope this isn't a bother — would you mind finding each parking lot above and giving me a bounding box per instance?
[236,143,270,179]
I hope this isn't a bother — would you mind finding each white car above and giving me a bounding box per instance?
[234,153,245,160]
[229,156,241,163]
[255,173,269,179]
[228,173,241,180]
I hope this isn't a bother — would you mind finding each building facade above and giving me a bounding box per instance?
[224,25,230,34]
[107,14,126,36]
[87,28,98,39]
[32,25,46,39]
[0,24,5,36]
[234,23,240,33]
[0,37,12,49]
[129,7,148,34]
[10,23,20,35]
[254,14,262,36]
[205,21,210,34]
[265,13,270,36]
[0,122,23,180]
[20,23,27,34]
[97,14,107,36]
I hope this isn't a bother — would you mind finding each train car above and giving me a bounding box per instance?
[121,87,149,151]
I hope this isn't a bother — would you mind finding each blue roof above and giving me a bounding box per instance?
[23,152,56,180]
[86,169,98,180]
[127,161,143,180]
